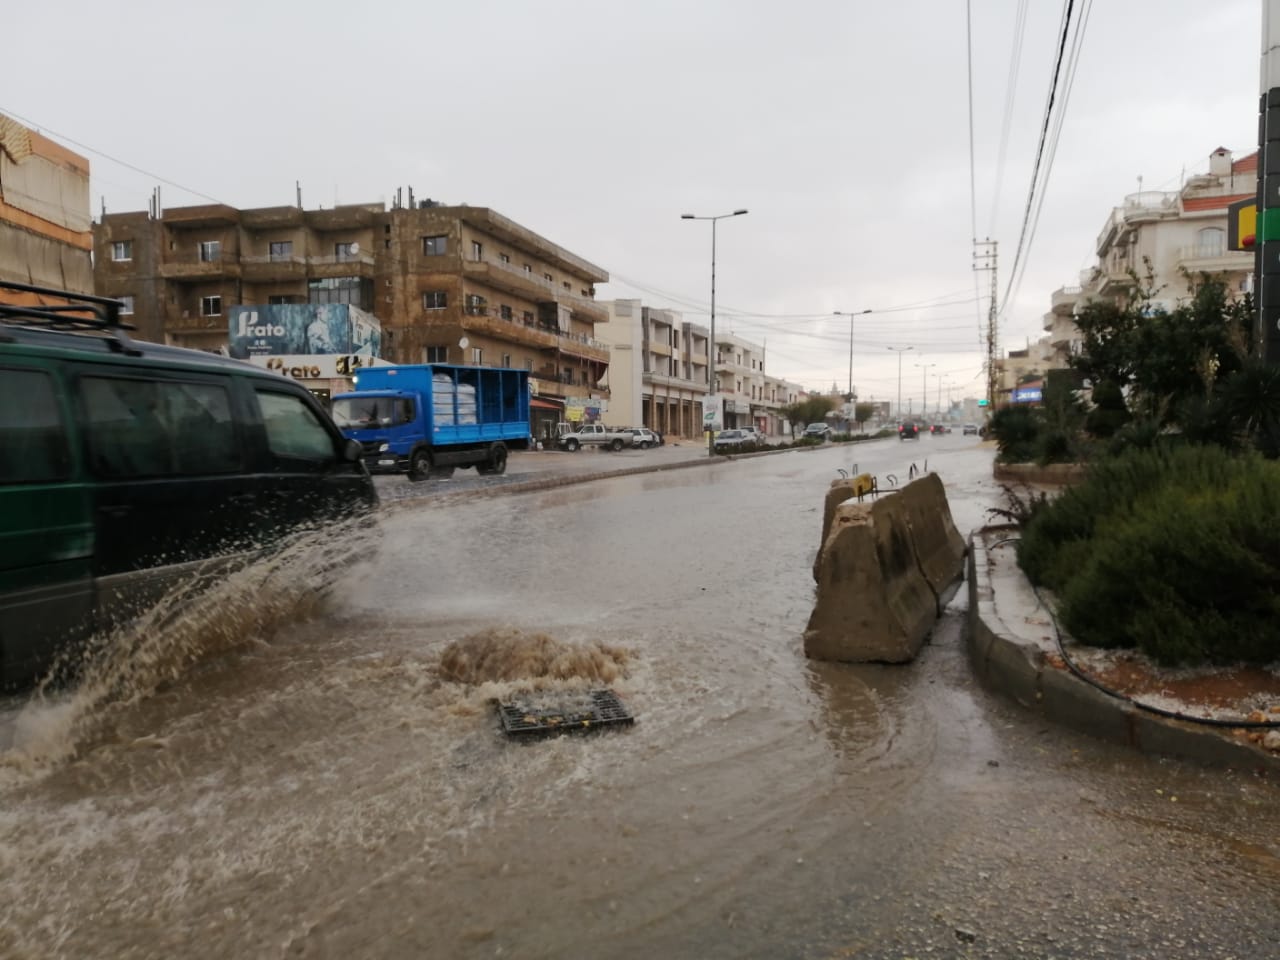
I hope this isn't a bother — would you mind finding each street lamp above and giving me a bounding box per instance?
[682,209,749,455]
[835,309,872,401]
[886,345,913,420]
[915,361,936,420]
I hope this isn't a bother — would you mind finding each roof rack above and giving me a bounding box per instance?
[0,279,140,353]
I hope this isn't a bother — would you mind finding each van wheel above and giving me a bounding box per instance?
[408,449,431,481]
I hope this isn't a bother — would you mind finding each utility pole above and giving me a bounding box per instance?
[973,239,999,405]
[1259,4,1280,362]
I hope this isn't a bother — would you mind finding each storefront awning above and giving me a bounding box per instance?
[531,397,564,410]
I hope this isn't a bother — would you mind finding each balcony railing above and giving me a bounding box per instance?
[478,255,604,312]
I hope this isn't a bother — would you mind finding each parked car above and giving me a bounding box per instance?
[0,279,377,689]
[803,423,832,440]
[899,422,920,440]
[962,423,980,435]
[623,427,659,449]
[713,428,756,452]
[740,426,766,446]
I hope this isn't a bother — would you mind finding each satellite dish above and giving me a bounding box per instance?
[348,242,360,255]
[459,337,470,349]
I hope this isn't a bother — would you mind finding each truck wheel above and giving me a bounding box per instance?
[566,438,580,452]
[488,444,507,475]
[408,448,431,482]
[610,438,624,451]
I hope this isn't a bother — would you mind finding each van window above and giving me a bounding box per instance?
[81,376,239,477]
[256,390,338,461]
[0,369,71,483]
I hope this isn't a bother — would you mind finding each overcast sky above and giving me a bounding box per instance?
[6,0,1260,410]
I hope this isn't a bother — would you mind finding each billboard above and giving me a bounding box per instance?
[227,304,382,359]
[702,394,723,432]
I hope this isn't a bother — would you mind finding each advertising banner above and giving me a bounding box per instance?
[565,397,606,423]
[702,394,723,432]
[245,354,389,382]
[228,304,382,359]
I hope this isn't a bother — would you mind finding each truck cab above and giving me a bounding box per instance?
[330,391,420,473]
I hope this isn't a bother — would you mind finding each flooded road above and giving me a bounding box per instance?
[3,438,1278,959]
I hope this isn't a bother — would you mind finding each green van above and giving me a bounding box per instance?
[0,281,377,688]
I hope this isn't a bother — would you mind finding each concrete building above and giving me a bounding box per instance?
[1039,147,1256,370]
[0,113,92,301]
[597,300,710,439]
[93,198,610,413]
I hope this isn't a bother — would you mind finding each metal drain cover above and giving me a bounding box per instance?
[496,689,635,738]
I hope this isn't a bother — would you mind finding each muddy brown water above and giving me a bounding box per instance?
[2,441,1278,959]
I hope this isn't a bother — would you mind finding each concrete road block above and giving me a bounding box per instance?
[804,495,936,663]
[898,473,966,610]
[814,474,875,580]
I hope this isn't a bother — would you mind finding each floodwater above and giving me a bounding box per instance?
[2,438,1278,959]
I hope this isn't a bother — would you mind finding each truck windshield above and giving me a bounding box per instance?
[331,396,414,428]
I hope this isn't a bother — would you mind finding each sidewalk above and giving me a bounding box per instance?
[967,525,1280,773]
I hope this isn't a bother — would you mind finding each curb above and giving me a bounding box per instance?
[966,529,1280,774]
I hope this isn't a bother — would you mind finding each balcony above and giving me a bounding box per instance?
[459,309,610,362]
[163,204,240,229]
[241,254,307,281]
[1050,285,1081,316]
[240,206,304,229]
[462,257,609,322]
[307,252,376,279]
[159,256,241,280]
[1175,245,1252,275]
[305,204,383,231]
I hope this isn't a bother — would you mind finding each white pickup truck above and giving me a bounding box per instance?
[555,422,632,452]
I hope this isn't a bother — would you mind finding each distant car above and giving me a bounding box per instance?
[740,426,766,446]
[899,422,919,440]
[713,428,756,452]
[962,423,979,436]
[930,424,951,435]
[803,423,831,440]
[626,428,659,449]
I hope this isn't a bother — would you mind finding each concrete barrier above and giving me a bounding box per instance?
[814,473,876,581]
[896,472,966,611]
[803,493,936,663]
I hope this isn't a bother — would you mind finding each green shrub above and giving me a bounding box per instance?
[1056,463,1280,665]
[990,405,1038,463]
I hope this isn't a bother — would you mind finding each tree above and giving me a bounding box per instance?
[854,402,875,432]
[780,396,837,437]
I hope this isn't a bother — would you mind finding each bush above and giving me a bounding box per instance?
[1018,446,1280,665]
[989,405,1038,463]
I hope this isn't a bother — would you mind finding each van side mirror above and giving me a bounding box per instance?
[341,438,362,463]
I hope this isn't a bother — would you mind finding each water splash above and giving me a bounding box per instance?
[438,628,631,688]
[0,515,379,777]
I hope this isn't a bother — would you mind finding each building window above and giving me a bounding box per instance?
[562,281,571,290]
[501,353,511,368]
[499,253,510,264]
[422,235,447,255]
[201,295,222,316]
[110,241,132,262]
[335,242,357,262]
[198,241,221,262]
[471,347,483,365]
[269,241,293,262]
[471,240,483,261]
[522,310,534,325]
[117,295,135,315]
[308,277,367,308]
[464,294,486,316]
[425,346,448,363]
[524,264,532,274]
[499,305,513,320]
[1195,227,1225,258]
[268,295,291,305]
[525,358,533,371]
[544,273,553,282]
[423,291,447,310]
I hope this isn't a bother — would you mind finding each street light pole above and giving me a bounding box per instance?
[835,309,872,401]
[915,361,936,420]
[887,346,913,420]
[682,209,749,455]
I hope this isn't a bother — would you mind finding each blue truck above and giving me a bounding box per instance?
[330,364,531,481]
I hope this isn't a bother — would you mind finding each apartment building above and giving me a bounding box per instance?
[93,199,611,409]
[1040,147,1256,369]
[597,299,711,439]
[0,113,93,300]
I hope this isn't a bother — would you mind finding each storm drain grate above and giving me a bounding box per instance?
[496,689,635,738]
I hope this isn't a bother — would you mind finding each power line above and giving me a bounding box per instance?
[989,0,1029,234]
[0,104,232,208]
